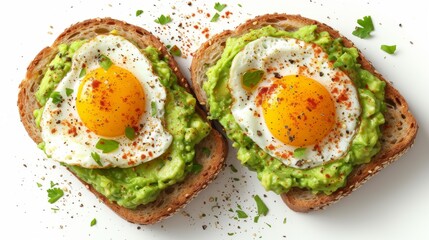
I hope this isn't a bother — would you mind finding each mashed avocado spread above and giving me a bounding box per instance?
[204,25,385,194]
[35,40,210,208]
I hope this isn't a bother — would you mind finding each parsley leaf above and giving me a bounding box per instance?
[125,126,136,140]
[66,88,74,97]
[190,163,203,174]
[50,91,63,104]
[202,147,211,157]
[155,15,172,25]
[254,215,260,223]
[47,187,64,204]
[169,45,182,57]
[236,210,248,218]
[293,148,306,158]
[99,54,113,71]
[37,182,42,188]
[96,138,119,153]
[352,16,374,39]
[242,69,264,88]
[214,2,227,12]
[210,13,220,22]
[91,152,102,166]
[381,44,397,54]
[79,68,86,78]
[90,218,97,227]
[253,195,269,216]
[136,10,143,17]
[151,101,157,117]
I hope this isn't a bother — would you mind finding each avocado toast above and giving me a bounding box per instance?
[190,13,418,212]
[18,18,227,224]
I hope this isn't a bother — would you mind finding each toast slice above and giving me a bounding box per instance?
[18,18,227,224]
[190,13,418,212]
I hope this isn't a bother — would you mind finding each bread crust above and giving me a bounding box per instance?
[190,13,418,212]
[18,18,228,224]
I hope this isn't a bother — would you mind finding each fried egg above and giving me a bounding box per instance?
[40,35,172,168]
[229,37,360,169]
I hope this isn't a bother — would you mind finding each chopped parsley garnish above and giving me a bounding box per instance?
[65,88,74,97]
[96,138,119,153]
[229,164,238,173]
[381,44,397,54]
[227,233,235,236]
[125,126,136,140]
[238,3,242,7]
[99,54,113,71]
[265,223,272,228]
[50,91,63,104]
[214,2,227,12]
[91,152,102,166]
[155,14,172,25]
[51,207,60,212]
[293,147,306,158]
[136,10,143,17]
[254,215,260,223]
[242,70,264,88]
[352,16,374,39]
[37,182,42,188]
[253,195,269,216]
[47,187,64,204]
[211,13,220,22]
[79,68,86,78]
[236,210,248,218]
[90,218,97,226]
[283,217,287,224]
[190,163,203,174]
[169,45,182,57]
[50,181,58,188]
[151,101,157,117]
[202,147,211,157]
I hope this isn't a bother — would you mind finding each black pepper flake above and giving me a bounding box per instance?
[257,130,262,136]
[202,225,207,230]
[273,72,282,78]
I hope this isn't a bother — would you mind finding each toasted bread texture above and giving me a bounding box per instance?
[190,13,418,212]
[18,18,227,224]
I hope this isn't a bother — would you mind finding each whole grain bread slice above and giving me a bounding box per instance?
[18,18,227,224]
[190,13,418,212]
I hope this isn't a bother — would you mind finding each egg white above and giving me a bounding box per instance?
[229,37,361,169]
[40,35,172,168]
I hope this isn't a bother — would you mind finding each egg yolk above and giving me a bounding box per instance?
[76,65,145,137]
[261,75,335,147]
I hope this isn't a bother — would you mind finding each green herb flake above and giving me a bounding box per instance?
[155,14,172,25]
[293,147,306,158]
[191,163,203,174]
[211,13,220,22]
[381,44,397,54]
[253,195,269,216]
[125,126,136,140]
[50,181,58,188]
[202,147,211,157]
[236,210,248,218]
[51,207,60,212]
[168,45,182,57]
[96,138,119,153]
[79,68,86,78]
[242,69,264,88]
[90,218,97,226]
[214,2,227,12]
[227,233,235,236]
[229,164,238,173]
[266,223,272,228]
[66,88,74,97]
[254,215,260,223]
[238,3,242,7]
[50,91,63,104]
[99,54,113,71]
[37,182,42,188]
[136,10,143,17]
[283,217,287,224]
[91,152,102,166]
[47,187,64,204]
[352,16,374,39]
[151,101,157,117]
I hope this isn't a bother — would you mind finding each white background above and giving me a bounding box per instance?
[2,0,428,239]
